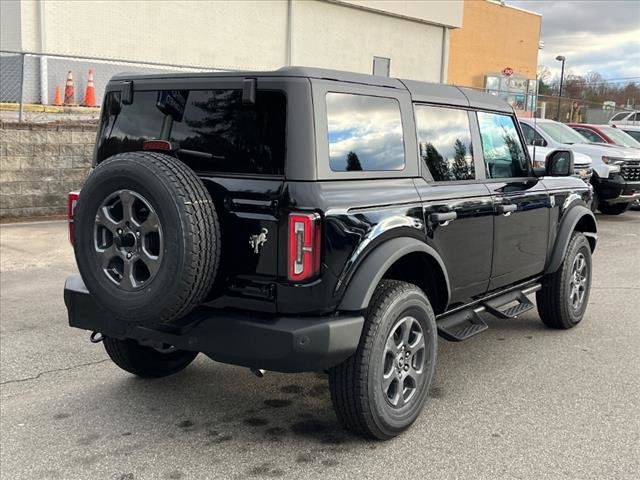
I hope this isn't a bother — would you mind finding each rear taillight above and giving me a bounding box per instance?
[68,191,79,245]
[288,212,321,282]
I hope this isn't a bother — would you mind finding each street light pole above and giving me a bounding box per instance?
[556,55,566,122]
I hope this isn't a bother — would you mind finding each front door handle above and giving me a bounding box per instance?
[499,204,518,216]
[429,211,457,226]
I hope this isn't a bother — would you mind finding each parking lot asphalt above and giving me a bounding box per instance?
[1,213,639,480]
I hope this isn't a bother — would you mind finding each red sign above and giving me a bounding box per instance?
[502,67,514,77]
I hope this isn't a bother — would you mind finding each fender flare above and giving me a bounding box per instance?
[545,205,597,274]
[338,237,451,311]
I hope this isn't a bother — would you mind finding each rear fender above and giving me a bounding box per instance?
[338,237,451,311]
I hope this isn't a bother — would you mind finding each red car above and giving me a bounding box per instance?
[568,123,640,149]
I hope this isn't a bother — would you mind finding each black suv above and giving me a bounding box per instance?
[65,67,597,440]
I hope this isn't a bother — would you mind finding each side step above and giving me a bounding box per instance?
[484,290,535,319]
[437,283,541,342]
[437,307,488,342]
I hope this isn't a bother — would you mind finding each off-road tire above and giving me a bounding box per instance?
[73,152,220,327]
[598,202,629,215]
[537,232,592,329]
[329,280,437,440]
[103,337,198,378]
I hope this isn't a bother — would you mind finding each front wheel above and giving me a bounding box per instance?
[329,280,437,439]
[598,202,629,215]
[536,232,592,329]
[103,337,198,378]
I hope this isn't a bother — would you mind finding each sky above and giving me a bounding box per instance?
[507,0,640,82]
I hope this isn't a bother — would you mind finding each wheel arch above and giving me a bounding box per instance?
[337,237,451,314]
[546,205,597,274]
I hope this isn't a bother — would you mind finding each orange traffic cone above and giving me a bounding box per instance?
[63,70,75,105]
[83,69,97,107]
[53,85,62,106]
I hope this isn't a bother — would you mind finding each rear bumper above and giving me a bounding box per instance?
[64,275,364,373]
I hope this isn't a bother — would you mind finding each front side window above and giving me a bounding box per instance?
[326,92,404,172]
[477,112,529,179]
[415,105,475,181]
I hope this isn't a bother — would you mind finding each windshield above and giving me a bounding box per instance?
[599,126,640,148]
[622,129,640,142]
[537,122,589,144]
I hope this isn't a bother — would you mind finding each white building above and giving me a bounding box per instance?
[0,0,462,104]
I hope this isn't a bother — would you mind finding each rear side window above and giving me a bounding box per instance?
[477,112,529,179]
[97,89,286,175]
[414,105,475,181]
[326,92,404,172]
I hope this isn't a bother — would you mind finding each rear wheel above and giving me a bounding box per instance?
[329,280,437,439]
[537,232,592,329]
[598,202,629,215]
[103,337,198,378]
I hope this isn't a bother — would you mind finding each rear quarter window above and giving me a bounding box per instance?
[326,92,404,172]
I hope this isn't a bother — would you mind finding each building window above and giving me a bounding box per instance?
[326,92,404,172]
[415,105,475,181]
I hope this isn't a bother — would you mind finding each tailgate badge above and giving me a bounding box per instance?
[249,228,269,254]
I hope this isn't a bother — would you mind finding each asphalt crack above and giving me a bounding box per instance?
[0,358,110,386]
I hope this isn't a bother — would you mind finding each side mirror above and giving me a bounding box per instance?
[545,149,574,176]
[533,138,547,147]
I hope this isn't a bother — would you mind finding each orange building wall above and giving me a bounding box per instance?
[448,0,541,88]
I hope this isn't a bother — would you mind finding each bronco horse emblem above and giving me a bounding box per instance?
[249,228,269,254]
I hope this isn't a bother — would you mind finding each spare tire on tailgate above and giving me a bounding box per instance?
[73,151,220,327]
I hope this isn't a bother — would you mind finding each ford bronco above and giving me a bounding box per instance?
[64,67,597,439]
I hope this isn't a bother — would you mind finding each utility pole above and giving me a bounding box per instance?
[555,55,566,122]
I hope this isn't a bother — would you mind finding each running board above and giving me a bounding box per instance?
[437,283,542,342]
[437,307,487,342]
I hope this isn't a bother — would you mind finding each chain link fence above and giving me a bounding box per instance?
[1,50,224,123]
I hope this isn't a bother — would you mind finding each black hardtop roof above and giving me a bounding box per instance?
[111,66,512,113]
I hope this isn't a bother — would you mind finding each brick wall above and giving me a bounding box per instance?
[0,122,97,218]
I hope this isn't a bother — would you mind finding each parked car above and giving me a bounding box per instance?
[528,144,593,184]
[65,67,597,440]
[568,123,640,149]
[608,110,639,126]
[520,118,640,214]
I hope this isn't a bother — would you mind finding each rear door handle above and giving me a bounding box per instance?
[429,211,457,226]
[499,204,518,216]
